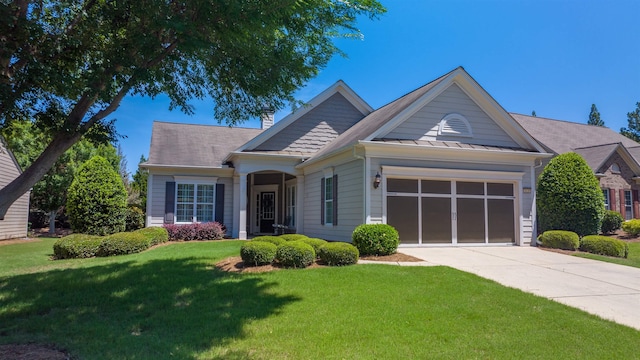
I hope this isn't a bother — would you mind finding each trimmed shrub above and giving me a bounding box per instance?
[279,234,309,241]
[318,242,359,266]
[299,237,328,255]
[352,224,399,256]
[275,241,315,268]
[622,219,640,236]
[601,210,624,235]
[538,230,580,250]
[537,153,605,237]
[580,235,628,258]
[251,236,286,246]
[164,222,226,241]
[135,227,169,246]
[66,156,127,236]
[240,241,277,266]
[97,232,151,256]
[125,206,145,231]
[53,234,102,259]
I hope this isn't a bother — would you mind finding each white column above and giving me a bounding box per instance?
[296,174,305,234]
[238,173,248,240]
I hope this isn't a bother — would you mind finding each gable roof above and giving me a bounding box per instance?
[145,121,263,168]
[573,143,623,172]
[0,135,23,174]
[306,67,545,164]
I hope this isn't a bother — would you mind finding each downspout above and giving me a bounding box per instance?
[353,146,367,225]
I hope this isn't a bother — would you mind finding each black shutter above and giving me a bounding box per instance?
[215,183,225,224]
[164,181,176,224]
[333,174,338,226]
[320,177,325,225]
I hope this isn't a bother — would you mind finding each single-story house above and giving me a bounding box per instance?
[0,135,30,240]
[143,67,561,246]
[514,114,640,220]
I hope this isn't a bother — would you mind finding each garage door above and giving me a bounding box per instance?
[386,178,516,245]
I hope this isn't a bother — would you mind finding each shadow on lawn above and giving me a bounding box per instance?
[0,257,299,359]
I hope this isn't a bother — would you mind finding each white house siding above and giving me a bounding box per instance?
[303,159,364,242]
[369,156,535,245]
[0,146,29,239]
[384,84,520,148]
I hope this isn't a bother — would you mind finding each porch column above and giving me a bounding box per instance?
[233,173,248,239]
[296,174,305,234]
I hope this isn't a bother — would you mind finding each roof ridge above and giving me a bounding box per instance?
[509,113,614,129]
[374,67,458,110]
[573,142,622,150]
[153,120,262,131]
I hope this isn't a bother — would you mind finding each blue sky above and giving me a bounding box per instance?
[112,0,640,175]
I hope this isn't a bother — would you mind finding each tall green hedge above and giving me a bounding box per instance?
[66,156,127,236]
[537,153,605,237]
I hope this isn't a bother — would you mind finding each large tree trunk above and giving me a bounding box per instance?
[48,210,56,235]
[0,132,82,219]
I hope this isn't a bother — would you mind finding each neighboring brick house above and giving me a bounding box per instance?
[513,114,640,220]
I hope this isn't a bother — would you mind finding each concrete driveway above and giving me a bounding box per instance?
[395,246,640,331]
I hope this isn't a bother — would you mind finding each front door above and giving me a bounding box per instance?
[259,192,276,233]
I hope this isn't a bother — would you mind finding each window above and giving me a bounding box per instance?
[321,174,337,226]
[611,163,621,173]
[603,189,610,210]
[324,177,334,225]
[286,184,296,227]
[176,183,215,223]
[625,190,633,220]
[437,113,473,138]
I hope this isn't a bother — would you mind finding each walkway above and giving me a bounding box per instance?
[366,246,640,331]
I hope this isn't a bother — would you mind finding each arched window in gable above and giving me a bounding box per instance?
[437,113,473,138]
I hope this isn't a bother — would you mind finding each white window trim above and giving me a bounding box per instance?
[603,189,610,211]
[285,179,297,228]
[174,177,218,224]
[323,168,335,227]
[437,113,473,138]
[625,189,633,220]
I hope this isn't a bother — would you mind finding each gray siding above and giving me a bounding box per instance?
[148,174,173,227]
[303,160,364,241]
[0,145,29,239]
[254,93,365,153]
[219,176,234,235]
[384,84,520,148]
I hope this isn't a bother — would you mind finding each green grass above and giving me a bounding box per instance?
[1,239,639,359]
[574,241,640,268]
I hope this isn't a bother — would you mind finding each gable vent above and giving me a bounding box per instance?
[438,113,472,138]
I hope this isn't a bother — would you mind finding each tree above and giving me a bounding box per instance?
[1,120,120,233]
[0,0,385,218]
[131,155,149,212]
[537,152,605,237]
[66,156,127,235]
[588,104,605,126]
[620,102,640,142]
[531,110,537,117]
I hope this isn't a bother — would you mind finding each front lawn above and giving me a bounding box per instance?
[574,241,640,269]
[1,239,639,359]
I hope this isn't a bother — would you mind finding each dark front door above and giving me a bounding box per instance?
[259,192,276,233]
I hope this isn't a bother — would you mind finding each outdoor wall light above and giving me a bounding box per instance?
[373,172,381,189]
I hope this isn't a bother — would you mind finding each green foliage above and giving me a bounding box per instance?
[131,155,149,211]
[240,241,278,266]
[587,104,605,126]
[53,234,103,259]
[251,236,286,246]
[601,211,624,235]
[164,223,226,241]
[97,232,151,257]
[352,224,399,256]
[298,238,328,256]
[279,234,309,241]
[318,242,359,266]
[135,227,169,246]
[125,206,145,232]
[620,102,640,142]
[580,235,628,258]
[622,219,640,236]
[538,230,580,250]
[536,153,605,237]
[275,241,315,268]
[66,156,127,236]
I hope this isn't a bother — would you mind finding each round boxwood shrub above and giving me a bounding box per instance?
[275,241,315,268]
[251,236,286,246]
[53,234,103,259]
[352,224,399,256]
[537,153,605,237]
[66,156,127,236]
[279,234,309,241]
[299,237,328,256]
[601,210,624,235]
[240,241,277,266]
[97,232,151,256]
[580,235,628,258]
[538,230,580,250]
[318,242,359,266]
[622,219,640,236]
[135,227,169,246]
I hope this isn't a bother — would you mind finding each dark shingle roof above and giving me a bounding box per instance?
[573,143,620,172]
[146,121,263,167]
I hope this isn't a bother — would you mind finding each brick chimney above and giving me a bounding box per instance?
[261,105,274,130]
